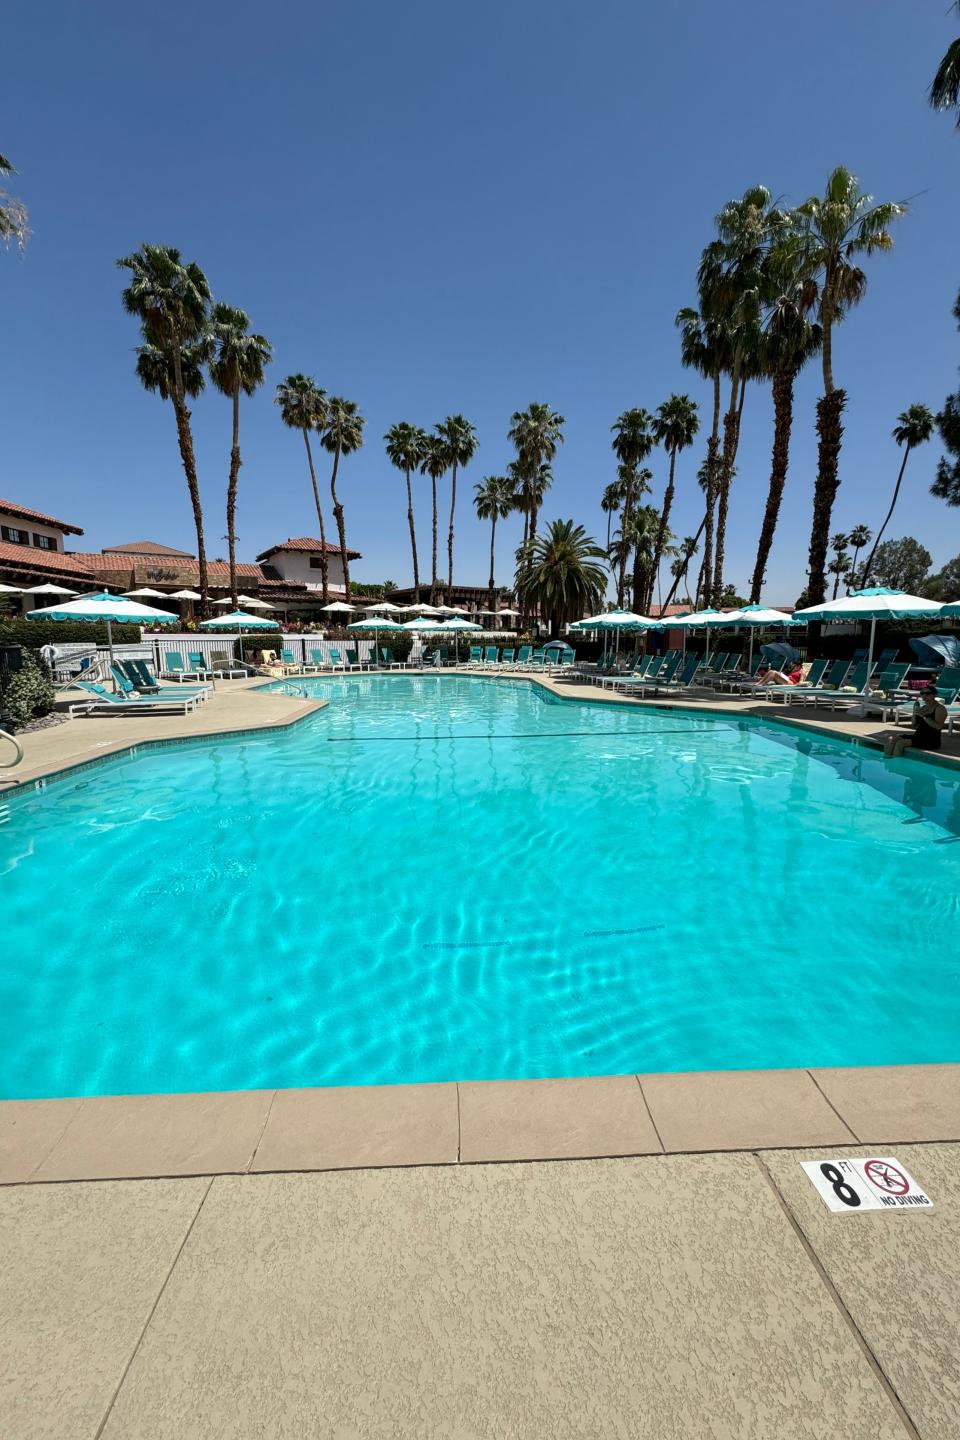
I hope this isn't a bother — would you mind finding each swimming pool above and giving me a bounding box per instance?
[3,675,959,1098]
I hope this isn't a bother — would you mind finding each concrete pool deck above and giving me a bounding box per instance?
[4,1143,960,1438]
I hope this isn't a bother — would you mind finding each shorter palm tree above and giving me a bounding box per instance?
[420,436,448,602]
[385,422,428,600]
[516,519,607,636]
[436,414,478,591]
[930,5,960,125]
[601,478,627,555]
[275,375,331,603]
[846,524,872,589]
[0,153,28,249]
[473,476,515,611]
[861,404,936,585]
[650,394,700,613]
[828,533,850,599]
[320,397,365,600]
[208,304,272,604]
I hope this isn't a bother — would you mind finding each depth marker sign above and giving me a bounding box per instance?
[801,1157,933,1213]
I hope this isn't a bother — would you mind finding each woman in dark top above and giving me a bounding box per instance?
[884,685,948,757]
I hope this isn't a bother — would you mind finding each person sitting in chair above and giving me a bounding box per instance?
[884,685,947,758]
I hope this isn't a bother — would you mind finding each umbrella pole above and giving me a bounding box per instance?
[865,615,877,696]
[748,630,754,671]
[107,617,115,687]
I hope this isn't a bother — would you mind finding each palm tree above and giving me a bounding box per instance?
[669,535,700,605]
[601,477,627,555]
[794,168,908,605]
[385,423,429,601]
[473,475,515,611]
[515,519,607,635]
[622,505,661,618]
[208,304,272,604]
[420,436,448,603]
[699,186,784,604]
[847,524,872,589]
[930,5,960,125]
[828,533,850,599]
[750,232,822,602]
[0,153,28,250]
[319,397,365,601]
[650,395,700,613]
[117,245,213,612]
[508,403,565,554]
[275,375,331,604]
[676,305,725,602]
[861,404,936,585]
[435,415,478,592]
[609,409,653,605]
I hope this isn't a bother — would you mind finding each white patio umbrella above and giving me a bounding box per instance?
[122,587,168,599]
[433,604,469,615]
[23,582,79,596]
[236,594,276,610]
[409,602,442,614]
[168,588,202,601]
[213,596,234,606]
[320,601,357,614]
[0,582,23,593]
[712,603,801,670]
[934,598,960,616]
[362,602,403,613]
[26,589,180,670]
[793,588,943,694]
[441,616,482,630]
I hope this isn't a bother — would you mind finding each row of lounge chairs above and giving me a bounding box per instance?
[273,644,578,675]
[69,660,215,716]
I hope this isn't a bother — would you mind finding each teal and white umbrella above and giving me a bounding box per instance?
[27,588,180,669]
[199,609,280,630]
[440,616,482,631]
[713,603,801,669]
[933,597,960,617]
[347,614,403,663]
[794,588,943,693]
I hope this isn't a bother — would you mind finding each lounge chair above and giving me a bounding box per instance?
[499,647,516,667]
[209,649,247,679]
[161,651,201,682]
[514,645,533,669]
[280,647,305,674]
[808,661,876,709]
[118,660,160,693]
[187,651,215,681]
[768,657,847,705]
[466,646,484,667]
[69,681,203,716]
[111,664,210,703]
[859,665,912,719]
[343,647,366,672]
[483,646,500,667]
[379,646,405,670]
[603,651,684,692]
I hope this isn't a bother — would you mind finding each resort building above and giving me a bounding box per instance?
[0,498,92,589]
[255,538,360,597]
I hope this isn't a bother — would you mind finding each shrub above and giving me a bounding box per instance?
[1,650,55,727]
[0,619,143,647]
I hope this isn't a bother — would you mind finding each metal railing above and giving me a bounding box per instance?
[0,727,23,769]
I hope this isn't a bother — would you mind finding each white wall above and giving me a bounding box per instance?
[266,549,348,592]
[0,510,64,550]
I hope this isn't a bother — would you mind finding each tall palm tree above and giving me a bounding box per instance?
[827,533,850,599]
[930,5,960,125]
[699,185,784,604]
[385,423,429,601]
[208,304,272,604]
[515,519,607,636]
[847,524,872,590]
[609,408,653,606]
[473,475,514,611]
[0,153,28,249]
[319,397,365,602]
[669,535,700,605]
[749,232,822,602]
[275,375,331,603]
[621,505,661,618]
[435,415,478,592]
[794,167,908,605]
[861,404,936,585]
[650,395,700,613]
[420,435,448,603]
[508,403,565,553]
[117,245,213,612]
[676,305,725,601]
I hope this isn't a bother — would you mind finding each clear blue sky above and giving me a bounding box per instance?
[4,0,959,601]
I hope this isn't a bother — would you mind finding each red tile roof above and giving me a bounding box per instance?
[0,498,84,536]
[102,540,194,557]
[72,553,266,580]
[0,541,96,582]
[256,537,362,560]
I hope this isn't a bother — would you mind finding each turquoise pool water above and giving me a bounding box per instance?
[3,675,960,1098]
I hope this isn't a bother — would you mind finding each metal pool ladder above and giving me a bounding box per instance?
[0,726,24,770]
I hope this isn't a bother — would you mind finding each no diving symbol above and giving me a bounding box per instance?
[864,1160,910,1195]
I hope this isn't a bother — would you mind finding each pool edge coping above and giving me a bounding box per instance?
[3,1063,960,1185]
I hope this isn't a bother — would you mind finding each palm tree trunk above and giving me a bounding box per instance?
[430,477,438,604]
[170,395,208,615]
[226,387,241,606]
[488,515,497,611]
[649,446,678,615]
[447,461,457,592]
[861,448,911,586]
[329,443,351,600]
[616,477,634,608]
[301,427,329,605]
[661,509,707,612]
[848,543,862,593]
[405,465,420,602]
[712,370,742,605]
[750,366,794,603]
[807,386,847,607]
[701,372,721,599]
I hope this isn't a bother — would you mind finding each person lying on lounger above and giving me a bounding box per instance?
[757,660,804,686]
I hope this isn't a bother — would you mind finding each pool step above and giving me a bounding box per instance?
[0,803,9,826]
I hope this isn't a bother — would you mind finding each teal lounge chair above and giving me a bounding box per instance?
[861,665,913,720]
[781,657,848,705]
[69,681,203,716]
[209,649,246,678]
[484,646,499,666]
[118,660,159,693]
[344,647,365,671]
[515,645,533,668]
[111,664,209,703]
[187,651,215,680]
[499,648,516,666]
[467,646,484,667]
[379,646,404,669]
[810,661,876,708]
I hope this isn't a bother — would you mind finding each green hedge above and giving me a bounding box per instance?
[0,619,144,647]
